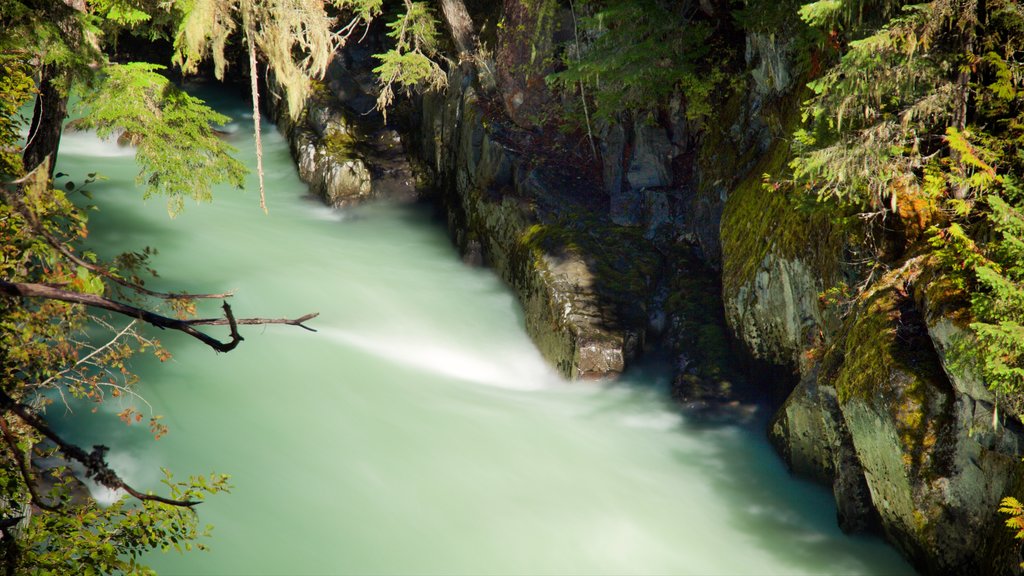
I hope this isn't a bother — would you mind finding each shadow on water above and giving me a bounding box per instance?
[613,352,917,575]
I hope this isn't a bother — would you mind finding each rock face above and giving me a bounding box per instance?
[267,44,420,209]
[414,66,632,379]
[270,85,373,207]
[710,61,1024,576]
[833,273,1022,573]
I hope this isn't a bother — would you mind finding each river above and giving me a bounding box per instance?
[50,86,914,575]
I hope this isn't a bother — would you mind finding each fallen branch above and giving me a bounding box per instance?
[0,280,318,352]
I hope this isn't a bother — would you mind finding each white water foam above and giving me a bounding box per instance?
[620,411,683,431]
[322,327,558,391]
[304,203,352,222]
[58,130,136,158]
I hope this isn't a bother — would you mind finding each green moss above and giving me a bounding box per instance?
[718,96,848,304]
[714,85,861,313]
[829,270,955,481]
[322,129,359,159]
[831,285,900,405]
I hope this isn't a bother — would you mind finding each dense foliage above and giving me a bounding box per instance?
[0,64,230,572]
[547,0,739,125]
[791,0,1024,399]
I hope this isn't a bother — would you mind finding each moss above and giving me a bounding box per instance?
[322,129,359,159]
[830,270,955,481]
[518,223,575,254]
[718,88,851,302]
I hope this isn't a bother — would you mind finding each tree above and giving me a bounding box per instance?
[545,0,739,128]
[790,0,1024,401]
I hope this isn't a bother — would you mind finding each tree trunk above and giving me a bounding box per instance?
[22,64,68,177]
[495,0,559,128]
[439,0,477,56]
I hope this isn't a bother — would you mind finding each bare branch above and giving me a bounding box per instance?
[187,312,319,332]
[38,320,137,389]
[0,391,197,508]
[0,280,317,352]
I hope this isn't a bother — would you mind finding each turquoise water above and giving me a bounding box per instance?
[50,87,914,575]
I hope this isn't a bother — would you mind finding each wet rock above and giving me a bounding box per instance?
[729,253,824,366]
[287,103,373,208]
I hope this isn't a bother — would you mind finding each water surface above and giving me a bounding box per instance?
[51,87,914,575]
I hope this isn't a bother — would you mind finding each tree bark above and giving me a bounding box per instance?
[22,64,68,177]
[439,0,477,56]
[495,0,559,128]
[22,0,85,176]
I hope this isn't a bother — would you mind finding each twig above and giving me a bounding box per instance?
[38,321,138,389]
[568,0,597,162]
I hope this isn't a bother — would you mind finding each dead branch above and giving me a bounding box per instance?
[187,312,319,331]
[0,389,199,507]
[0,280,318,352]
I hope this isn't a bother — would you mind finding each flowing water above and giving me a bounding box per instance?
[49,87,915,575]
